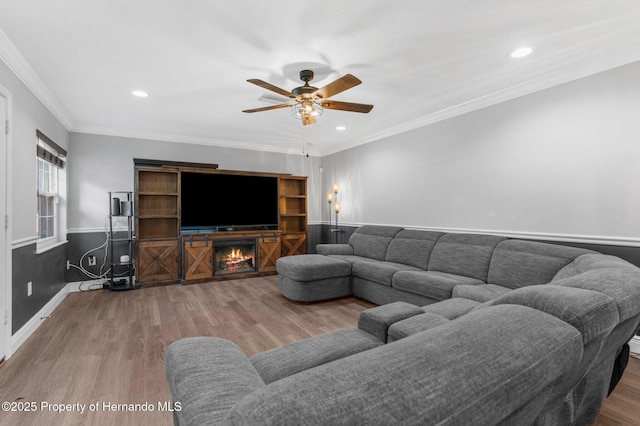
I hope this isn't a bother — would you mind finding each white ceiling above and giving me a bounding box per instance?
[1,1,640,157]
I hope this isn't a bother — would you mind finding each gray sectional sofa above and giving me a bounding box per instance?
[302,225,600,306]
[165,225,640,425]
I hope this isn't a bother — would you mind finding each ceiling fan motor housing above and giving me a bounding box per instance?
[299,69,314,82]
[292,70,318,98]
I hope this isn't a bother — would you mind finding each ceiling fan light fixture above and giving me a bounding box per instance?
[291,101,323,119]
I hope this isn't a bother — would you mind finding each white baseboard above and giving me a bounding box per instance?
[9,284,70,358]
[630,336,640,355]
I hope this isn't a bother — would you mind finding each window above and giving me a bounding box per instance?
[37,158,57,239]
[36,130,66,250]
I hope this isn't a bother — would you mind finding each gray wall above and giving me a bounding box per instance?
[0,60,68,242]
[320,60,640,247]
[12,243,67,333]
[0,57,70,335]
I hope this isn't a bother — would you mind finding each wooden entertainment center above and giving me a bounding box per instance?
[134,160,307,285]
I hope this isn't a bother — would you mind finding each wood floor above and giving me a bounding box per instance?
[0,276,638,425]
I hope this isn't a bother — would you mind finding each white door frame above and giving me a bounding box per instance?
[0,83,12,360]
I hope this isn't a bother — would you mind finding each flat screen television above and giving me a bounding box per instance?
[181,172,279,232]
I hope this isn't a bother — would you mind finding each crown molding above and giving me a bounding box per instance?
[71,125,308,156]
[0,27,75,130]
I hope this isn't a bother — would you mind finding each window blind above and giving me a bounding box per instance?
[36,130,66,168]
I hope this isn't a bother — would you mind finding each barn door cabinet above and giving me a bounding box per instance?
[135,167,180,284]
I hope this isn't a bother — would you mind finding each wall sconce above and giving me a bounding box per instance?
[327,182,343,242]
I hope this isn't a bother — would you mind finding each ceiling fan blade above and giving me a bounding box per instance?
[242,103,294,113]
[321,100,374,113]
[247,79,295,98]
[314,74,362,99]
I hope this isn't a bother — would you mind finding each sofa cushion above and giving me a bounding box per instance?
[315,243,354,256]
[250,329,383,384]
[348,225,403,261]
[421,298,482,320]
[384,229,444,269]
[393,270,484,301]
[388,312,450,342]
[488,240,593,289]
[327,254,375,265]
[428,233,506,281]
[352,260,422,286]
[452,284,512,303]
[554,253,637,281]
[276,254,351,281]
[358,302,425,342]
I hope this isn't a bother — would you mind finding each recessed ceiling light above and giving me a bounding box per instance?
[510,47,532,58]
[336,126,347,131]
[132,90,149,98]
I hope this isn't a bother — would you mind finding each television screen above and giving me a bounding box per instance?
[181,172,278,231]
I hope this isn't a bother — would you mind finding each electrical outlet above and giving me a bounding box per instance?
[27,281,32,297]
[66,260,70,270]
[88,255,97,266]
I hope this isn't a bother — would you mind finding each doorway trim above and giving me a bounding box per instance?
[0,82,13,360]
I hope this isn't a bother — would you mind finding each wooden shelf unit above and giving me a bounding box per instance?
[135,167,181,284]
[279,176,308,256]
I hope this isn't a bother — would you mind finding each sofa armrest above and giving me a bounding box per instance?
[316,243,354,255]
[165,337,265,425]
[492,285,619,345]
[250,329,382,384]
[358,302,425,342]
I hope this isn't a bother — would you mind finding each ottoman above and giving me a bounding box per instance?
[276,254,352,302]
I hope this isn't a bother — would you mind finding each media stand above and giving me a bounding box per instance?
[134,161,307,286]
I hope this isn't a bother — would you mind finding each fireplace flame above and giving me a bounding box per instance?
[217,245,255,274]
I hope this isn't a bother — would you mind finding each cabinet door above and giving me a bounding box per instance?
[258,235,281,272]
[281,234,307,257]
[137,240,180,283]
[183,240,213,281]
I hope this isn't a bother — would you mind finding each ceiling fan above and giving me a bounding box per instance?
[242,70,374,125]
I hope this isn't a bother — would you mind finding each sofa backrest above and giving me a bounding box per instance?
[554,253,637,281]
[428,233,506,281]
[487,240,593,289]
[385,229,444,269]
[348,225,403,261]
